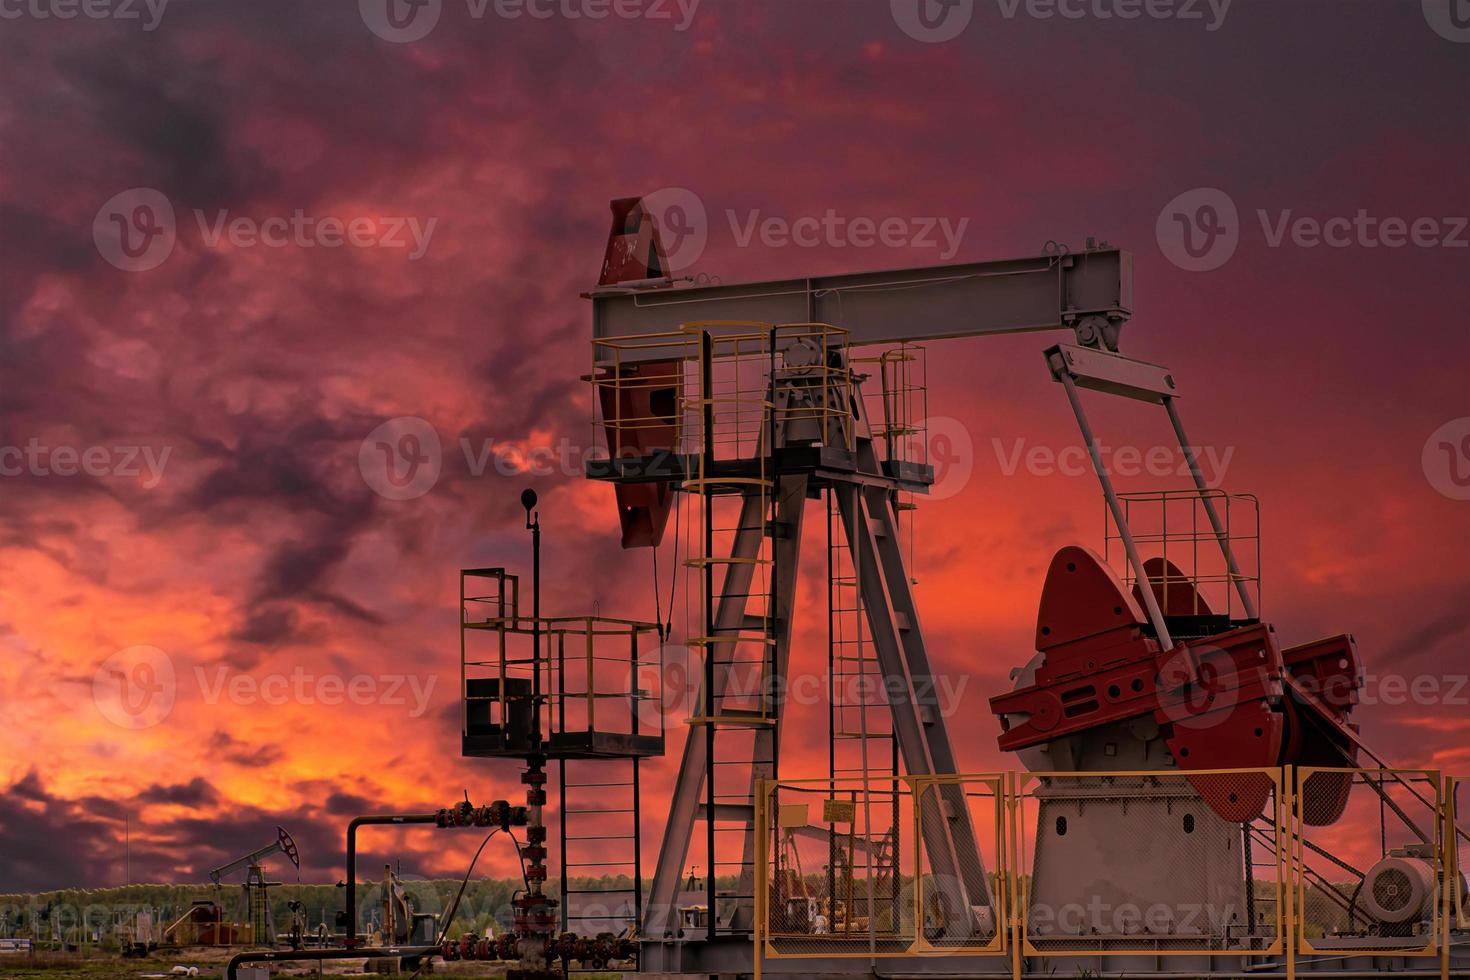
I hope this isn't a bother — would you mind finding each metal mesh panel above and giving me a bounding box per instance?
[1017,769,1284,956]
[758,777,918,957]
[1293,768,1442,957]
[913,776,1005,953]
[1453,775,1469,931]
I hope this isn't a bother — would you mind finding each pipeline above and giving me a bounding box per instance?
[225,945,438,980]
[343,797,527,946]
[438,930,637,972]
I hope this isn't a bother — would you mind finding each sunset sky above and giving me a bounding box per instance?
[0,0,1466,894]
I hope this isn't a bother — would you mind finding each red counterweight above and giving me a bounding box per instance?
[595,359,680,548]
[594,196,680,549]
[991,546,1364,824]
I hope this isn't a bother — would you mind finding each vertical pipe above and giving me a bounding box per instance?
[1056,371,1174,650]
[556,632,565,738]
[767,326,779,780]
[701,329,717,942]
[531,515,541,750]
[1163,397,1259,620]
[558,759,568,936]
[459,574,466,742]
[633,755,644,929]
[826,488,838,921]
[585,624,595,731]
[630,627,644,931]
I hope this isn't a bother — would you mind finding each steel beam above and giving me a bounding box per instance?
[591,248,1132,364]
[834,467,996,935]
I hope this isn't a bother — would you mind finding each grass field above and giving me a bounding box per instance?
[0,949,623,979]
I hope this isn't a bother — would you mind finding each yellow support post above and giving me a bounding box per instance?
[754,779,765,980]
[1008,771,1022,980]
[1285,765,1296,980]
[1442,774,1452,980]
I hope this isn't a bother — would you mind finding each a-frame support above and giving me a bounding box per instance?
[642,372,992,946]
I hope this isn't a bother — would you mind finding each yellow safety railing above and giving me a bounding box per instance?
[912,773,1009,956]
[1292,768,1444,958]
[754,766,1464,978]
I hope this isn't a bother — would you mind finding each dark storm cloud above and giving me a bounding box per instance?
[136,778,219,808]
[184,416,387,635]
[208,730,286,768]
[0,773,116,891]
[55,47,254,209]
[229,605,300,646]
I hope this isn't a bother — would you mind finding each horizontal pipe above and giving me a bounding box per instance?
[871,974,1456,980]
[226,945,438,980]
